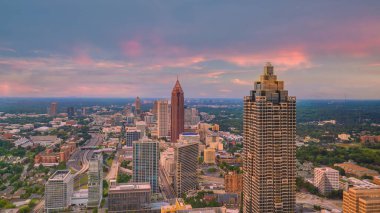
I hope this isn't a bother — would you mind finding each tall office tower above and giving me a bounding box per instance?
[314,167,339,195]
[343,187,380,213]
[157,99,169,138]
[136,121,147,138]
[152,100,158,117]
[67,107,75,118]
[135,96,141,115]
[133,139,160,193]
[45,170,74,213]
[49,102,58,116]
[171,79,185,142]
[126,128,141,147]
[243,63,296,213]
[174,142,198,197]
[87,153,103,208]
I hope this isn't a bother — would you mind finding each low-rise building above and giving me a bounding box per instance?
[108,180,151,212]
[334,162,379,177]
[204,148,216,164]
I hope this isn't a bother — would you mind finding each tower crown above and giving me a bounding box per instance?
[264,62,274,76]
[172,79,184,94]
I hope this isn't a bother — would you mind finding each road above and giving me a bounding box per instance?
[105,152,119,181]
[159,165,176,200]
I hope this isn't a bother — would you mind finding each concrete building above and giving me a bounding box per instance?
[171,79,185,142]
[160,148,176,185]
[67,107,75,118]
[49,102,58,116]
[133,139,160,193]
[225,171,243,193]
[45,170,74,213]
[343,187,380,213]
[157,99,170,138]
[185,107,200,127]
[87,153,103,208]
[334,162,379,177]
[174,142,198,197]
[243,63,296,213]
[314,167,339,195]
[108,180,151,212]
[179,132,200,143]
[136,121,147,138]
[126,128,141,147]
[204,147,216,164]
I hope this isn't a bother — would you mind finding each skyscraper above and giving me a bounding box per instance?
[133,139,160,193]
[243,63,296,213]
[49,102,58,116]
[88,153,103,208]
[67,107,75,118]
[157,99,169,138]
[174,142,198,197]
[171,79,184,142]
[45,170,74,213]
[135,96,141,115]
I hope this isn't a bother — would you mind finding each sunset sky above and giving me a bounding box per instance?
[1,1,379,99]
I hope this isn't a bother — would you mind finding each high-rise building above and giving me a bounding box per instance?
[49,102,58,116]
[157,99,170,138]
[314,167,339,195]
[126,128,141,147]
[87,153,103,208]
[153,100,158,118]
[174,142,198,197]
[67,107,75,118]
[225,171,243,193]
[45,170,74,213]
[133,139,160,193]
[171,79,184,142]
[135,96,141,115]
[343,187,380,213]
[108,180,151,212]
[136,121,147,138]
[243,63,296,213]
[185,107,200,127]
[204,147,216,164]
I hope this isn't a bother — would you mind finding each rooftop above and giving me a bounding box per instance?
[49,170,71,181]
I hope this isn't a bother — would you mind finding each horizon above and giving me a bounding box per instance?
[1,1,380,99]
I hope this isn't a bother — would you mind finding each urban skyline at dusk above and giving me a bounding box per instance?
[1,1,380,99]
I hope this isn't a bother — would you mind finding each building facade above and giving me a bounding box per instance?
[126,129,141,147]
[314,167,339,195]
[45,170,74,213]
[108,180,151,212]
[243,63,296,213]
[174,142,198,197]
[135,96,141,115]
[343,187,380,213]
[133,139,160,193]
[157,99,170,138]
[171,79,184,142]
[49,102,58,116]
[225,171,243,193]
[204,147,216,164]
[87,153,103,208]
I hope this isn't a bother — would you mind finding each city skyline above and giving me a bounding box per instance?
[1,1,380,99]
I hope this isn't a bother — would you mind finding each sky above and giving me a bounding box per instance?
[0,1,380,99]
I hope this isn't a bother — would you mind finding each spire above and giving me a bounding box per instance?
[264,62,274,76]
[172,77,184,93]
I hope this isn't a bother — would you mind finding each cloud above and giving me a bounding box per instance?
[232,78,251,86]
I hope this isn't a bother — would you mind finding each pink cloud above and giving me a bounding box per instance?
[231,78,251,86]
[121,40,142,57]
[206,71,225,79]
[73,51,93,65]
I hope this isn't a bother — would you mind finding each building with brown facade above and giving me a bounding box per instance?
[243,63,296,213]
[343,187,380,213]
[334,162,379,177]
[225,171,243,193]
[171,79,184,142]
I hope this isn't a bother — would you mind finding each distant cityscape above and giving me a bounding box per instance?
[0,63,379,213]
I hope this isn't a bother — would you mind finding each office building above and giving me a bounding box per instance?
[136,121,147,138]
[157,99,170,138]
[49,102,58,116]
[204,147,216,164]
[185,107,200,126]
[225,171,243,193]
[314,167,339,195]
[174,142,198,197]
[135,96,141,115]
[126,128,141,147]
[171,79,184,142]
[133,139,160,193]
[179,132,201,143]
[108,180,151,212]
[87,153,103,208]
[334,162,379,177]
[45,170,74,212]
[243,63,296,213]
[67,107,75,118]
[343,187,380,213]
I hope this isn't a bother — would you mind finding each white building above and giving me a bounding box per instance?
[157,100,169,138]
[314,167,339,195]
[45,170,74,213]
[87,153,103,208]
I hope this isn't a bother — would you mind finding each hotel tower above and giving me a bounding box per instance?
[243,63,296,212]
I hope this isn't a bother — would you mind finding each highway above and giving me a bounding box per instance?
[105,152,119,181]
